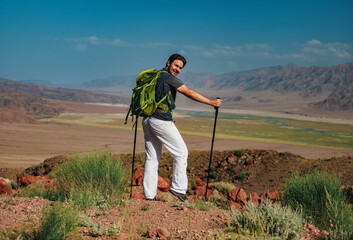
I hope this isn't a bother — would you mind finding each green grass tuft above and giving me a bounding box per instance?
[212,181,236,195]
[227,199,305,239]
[281,171,353,237]
[50,151,127,209]
[35,202,79,240]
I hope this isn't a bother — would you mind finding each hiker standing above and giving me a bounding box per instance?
[142,53,222,201]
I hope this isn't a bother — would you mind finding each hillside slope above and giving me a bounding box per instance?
[0,78,129,104]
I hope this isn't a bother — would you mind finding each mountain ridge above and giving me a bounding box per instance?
[1,62,352,113]
[0,78,129,104]
[178,62,353,110]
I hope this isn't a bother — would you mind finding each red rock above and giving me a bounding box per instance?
[259,192,266,201]
[250,192,260,206]
[17,175,53,187]
[156,227,170,239]
[147,229,153,238]
[132,167,144,186]
[131,192,145,200]
[267,189,280,202]
[302,222,330,239]
[229,188,247,204]
[157,176,170,192]
[0,181,12,195]
[0,177,10,186]
[194,176,206,187]
[245,158,254,165]
[228,202,243,211]
[194,186,214,199]
[135,176,143,186]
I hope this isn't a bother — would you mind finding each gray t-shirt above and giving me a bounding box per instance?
[154,68,184,121]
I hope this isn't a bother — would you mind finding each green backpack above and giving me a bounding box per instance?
[124,69,171,125]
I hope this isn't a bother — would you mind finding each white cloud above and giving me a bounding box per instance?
[88,36,99,44]
[300,40,352,59]
[197,43,273,58]
[307,39,321,45]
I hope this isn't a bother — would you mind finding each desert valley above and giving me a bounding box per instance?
[0,62,353,239]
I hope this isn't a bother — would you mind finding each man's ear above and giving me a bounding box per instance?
[166,60,171,67]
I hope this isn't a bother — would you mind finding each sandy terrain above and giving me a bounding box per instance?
[1,101,352,169]
[1,120,353,169]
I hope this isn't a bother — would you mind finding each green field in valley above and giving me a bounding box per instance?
[41,110,353,150]
[174,110,353,150]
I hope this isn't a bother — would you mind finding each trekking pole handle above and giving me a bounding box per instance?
[214,97,220,110]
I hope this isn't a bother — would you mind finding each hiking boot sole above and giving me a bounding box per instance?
[169,189,189,202]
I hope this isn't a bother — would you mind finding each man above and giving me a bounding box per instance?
[142,53,222,202]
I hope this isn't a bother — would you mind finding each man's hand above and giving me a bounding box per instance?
[210,98,222,108]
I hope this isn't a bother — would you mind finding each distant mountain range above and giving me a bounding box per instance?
[181,63,353,111]
[0,78,129,104]
[1,62,352,117]
[80,75,135,92]
[180,62,352,94]
[80,62,353,111]
[0,78,130,120]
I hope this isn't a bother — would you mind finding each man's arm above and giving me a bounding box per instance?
[177,85,222,107]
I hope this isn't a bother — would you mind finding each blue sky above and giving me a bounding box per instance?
[1,0,353,84]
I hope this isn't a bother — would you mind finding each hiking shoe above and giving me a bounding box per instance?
[169,189,189,202]
[145,197,156,201]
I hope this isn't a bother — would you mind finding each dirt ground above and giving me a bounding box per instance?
[1,101,353,171]
[1,121,353,169]
[0,195,229,239]
[0,101,349,239]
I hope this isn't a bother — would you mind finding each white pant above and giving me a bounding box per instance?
[142,116,188,199]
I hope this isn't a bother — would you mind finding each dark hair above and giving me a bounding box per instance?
[166,53,187,67]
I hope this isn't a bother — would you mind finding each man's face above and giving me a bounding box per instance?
[167,59,184,76]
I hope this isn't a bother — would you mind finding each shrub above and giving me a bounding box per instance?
[281,171,353,235]
[209,194,229,209]
[212,181,236,195]
[227,199,305,239]
[35,203,79,240]
[188,177,197,191]
[52,151,127,209]
[18,183,62,201]
[235,172,250,181]
[234,150,245,157]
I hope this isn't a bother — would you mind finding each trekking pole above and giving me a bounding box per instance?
[205,98,220,201]
[130,116,138,198]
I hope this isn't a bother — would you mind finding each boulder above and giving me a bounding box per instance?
[0,180,12,195]
[266,189,280,202]
[156,227,170,239]
[131,192,145,200]
[249,192,260,206]
[226,154,237,164]
[228,202,243,211]
[194,186,214,199]
[259,192,266,201]
[157,176,170,192]
[132,167,144,186]
[229,188,247,205]
[301,222,329,239]
[17,175,53,187]
[0,177,11,187]
[194,176,206,187]
[147,229,153,238]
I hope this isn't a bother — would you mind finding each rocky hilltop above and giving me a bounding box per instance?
[0,78,129,104]
[0,78,129,122]
[180,62,353,111]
